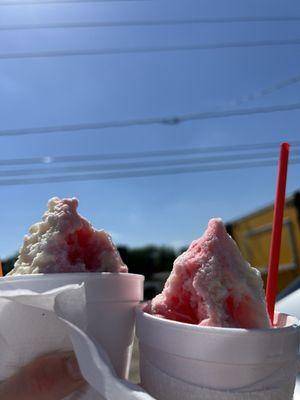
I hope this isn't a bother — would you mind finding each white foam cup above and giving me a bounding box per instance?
[136,306,300,398]
[0,273,144,378]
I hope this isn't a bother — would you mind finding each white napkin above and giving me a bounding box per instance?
[0,284,155,400]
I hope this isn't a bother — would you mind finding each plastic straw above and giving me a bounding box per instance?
[266,142,290,324]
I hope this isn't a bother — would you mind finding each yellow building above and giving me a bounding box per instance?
[226,192,300,294]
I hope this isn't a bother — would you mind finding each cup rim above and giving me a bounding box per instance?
[136,304,300,335]
[1,272,144,282]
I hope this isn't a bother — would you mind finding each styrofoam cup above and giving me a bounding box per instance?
[136,306,300,396]
[0,273,144,378]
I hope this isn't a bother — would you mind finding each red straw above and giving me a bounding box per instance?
[266,142,290,324]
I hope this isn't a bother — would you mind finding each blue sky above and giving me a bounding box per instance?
[0,0,300,258]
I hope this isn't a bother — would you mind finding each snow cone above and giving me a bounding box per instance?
[136,219,300,400]
[2,197,144,379]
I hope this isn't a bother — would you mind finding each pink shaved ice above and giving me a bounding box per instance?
[9,197,127,275]
[147,218,270,329]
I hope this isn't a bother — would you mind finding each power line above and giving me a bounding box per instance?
[228,73,300,107]
[1,141,300,167]
[2,16,300,31]
[0,0,147,5]
[1,39,300,61]
[0,151,291,177]
[0,158,299,187]
[1,102,300,137]
[198,72,300,112]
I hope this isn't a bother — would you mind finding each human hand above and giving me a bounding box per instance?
[0,352,85,400]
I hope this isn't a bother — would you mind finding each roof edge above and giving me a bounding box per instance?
[227,190,300,226]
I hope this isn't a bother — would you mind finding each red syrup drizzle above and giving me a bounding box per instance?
[166,289,199,324]
[66,228,101,271]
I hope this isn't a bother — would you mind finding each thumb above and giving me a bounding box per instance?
[0,352,85,400]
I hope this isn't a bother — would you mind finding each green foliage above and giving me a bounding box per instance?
[118,245,177,278]
[2,254,18,275]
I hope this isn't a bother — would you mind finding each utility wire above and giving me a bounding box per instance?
[1,102,300,137]
[0,158,299,187]
[0,0,147,5]
[0,151,291,177]
[228,74,300,107]
[1,141,300,167]
[0,73,298,144]
[2,16,300,31]
[1,39,300,60]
